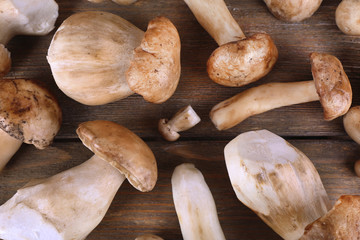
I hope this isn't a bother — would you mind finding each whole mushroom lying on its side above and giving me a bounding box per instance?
[183,0,278,87]
[0,120,157,240]
[47,11,181,105]
[336,0,360,36]
[0,0,58,78]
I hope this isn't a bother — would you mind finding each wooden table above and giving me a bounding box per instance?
[1,0,360,239]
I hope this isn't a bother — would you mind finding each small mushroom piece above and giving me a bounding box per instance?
[135,234,164,240]
[158,105,201,141]
[88,0,137,5]
[336,0,360,36]
[0,120,157,240]
[0,0,58,76]
[0,79,62,171]
[300,195,360,239]
[172,163,226,240]
[225,129,331,240]
[211,52,352,130]
[343,106,360,144]
[47,12,181,105]
[183,0,278,87]
[263,0,323,22]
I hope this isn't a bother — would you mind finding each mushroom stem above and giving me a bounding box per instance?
[172,163,226,240]
[0,128,22,171]
[0,154,125,240]
[211,81,319,130]
[183,0,245,46]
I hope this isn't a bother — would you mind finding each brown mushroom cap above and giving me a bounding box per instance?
[310,52,352,121]
[207,33,278,87]
[76,120,157,192]
[126,16,181,103]
[300,195,360,239]
[0,79,62,149]
[0,44,11,78]
[336,0,360,36]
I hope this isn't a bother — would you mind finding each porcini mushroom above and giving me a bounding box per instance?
[158,105,201,141]
[172,163,226,240]
[336,0,360,36]
[211,52,352,130]
[183,0,278,87]
[135,234,164,240]
[263,0,323,22]
[0,0,58,76]
[0,120,157,240]
[0,79,62,171]
[47,11,181,105]
[88,0,137,5]
[343,106,360,144]
[224,129,331,240]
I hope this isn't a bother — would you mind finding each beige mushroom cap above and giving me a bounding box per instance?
[126,16,181,103]
[336,0,360,36]
[264,0,323,22]
[300,195,360,239]
[310,52,352,121]
[0,79,62,149]
[0,44,10,78]
[77,120,157,192]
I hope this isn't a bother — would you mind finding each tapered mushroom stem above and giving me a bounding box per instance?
[172,163,226,240]
[183,0,245,46]
[0,45,11,77]
[0,128,22,171]
[0,155,126,240]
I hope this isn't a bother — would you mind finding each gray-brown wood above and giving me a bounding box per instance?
[1,0,360,239]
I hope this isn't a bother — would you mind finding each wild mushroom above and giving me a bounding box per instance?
[0,120,157,240]
[0,79,62,171]
[0,0,58,76]
[158,105,201,141]
[135,234,164,240]
[224,129,331,240]
[263,0,323,22]
[88,0,137,5]
[211,52,352,130]
[172,163,226,240]
[183,0,278,87]
[300,195,360,239]
[336,0,360,36]
[47,11,181,105]
[343,106,360,144]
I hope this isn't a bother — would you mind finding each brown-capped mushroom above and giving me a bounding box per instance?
[135,234,164,240]
[211,52,352,130]
[88,0,137,5]
[263,0,323,22]
[158,105,201,141]
[343,106,360,144]
[336,0,360,36]
[0,79,62,171]
[183,0,278,87]
[0,0,58,76]
[0,120,157,240]
[47,12,181,105]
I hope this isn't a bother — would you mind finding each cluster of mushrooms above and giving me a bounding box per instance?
[0,0,359,239]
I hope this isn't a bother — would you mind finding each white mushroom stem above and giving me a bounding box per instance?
[172,163,226,240]
[210,81,319,130]
[0,155,125,240]
[183,0,245,46]
[0,128,22,171]
[343,106,360,144]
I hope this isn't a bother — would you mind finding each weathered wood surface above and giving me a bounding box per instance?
[1,0,360,239]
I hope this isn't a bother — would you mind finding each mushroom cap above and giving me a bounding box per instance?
[47,11,144,105]
[207,33,278,87]
[310,52,352,121]
[126,16,181,104]
[76,120,158,192]
[0,79,62,149]
[343,106,360,144]
[300,195,360,239]
[0,44,11,78]
[336,0,360,36]
[263,0,323,22]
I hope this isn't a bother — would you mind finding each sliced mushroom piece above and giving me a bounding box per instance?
[211,52,352,130]
[336,0,360,36]
[343,106,360,144]
[0,120,157,240]
[47,12,181,105]
[135,234,164,240]
[88,0,137,5]
[172,163,226,240]
[263,0,323,22]
[183,0,278,87]
[0,79,62,171]
[225,129,331,240]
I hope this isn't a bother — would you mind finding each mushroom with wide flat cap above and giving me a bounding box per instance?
[0,120,157,240]
[336,0,360,36]
[211,52,352,130]
[47,12,181,105]
[183,0,278,87]
[0,79,62,171]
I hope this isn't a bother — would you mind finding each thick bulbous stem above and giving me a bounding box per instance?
[0,128,22,171]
